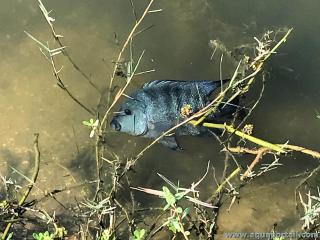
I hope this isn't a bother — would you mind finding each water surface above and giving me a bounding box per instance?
[1,0,320,237]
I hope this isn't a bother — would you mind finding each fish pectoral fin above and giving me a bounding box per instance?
[159,136,183,151]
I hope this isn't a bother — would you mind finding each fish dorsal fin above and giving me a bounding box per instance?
[142,80,183,89]
[199,79,230,95]
[142,79,230,93]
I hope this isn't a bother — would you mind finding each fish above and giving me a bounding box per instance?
[110,79,239,150]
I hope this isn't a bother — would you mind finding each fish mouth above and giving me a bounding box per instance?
[110,119,121,131]
[138,125,148,136]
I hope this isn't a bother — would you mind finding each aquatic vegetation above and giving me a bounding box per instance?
[130,229,146,240]
[32,231,55,240]
[299,188,320,230]
[32,228,67,240]
[99,229,115,240]
[131,166,216,239]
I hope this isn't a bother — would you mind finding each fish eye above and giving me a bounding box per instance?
[124,109,132,115]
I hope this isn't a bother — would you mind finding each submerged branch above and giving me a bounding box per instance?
[192,121,286,154]
[226,144,320,181]
[215,167,241,194]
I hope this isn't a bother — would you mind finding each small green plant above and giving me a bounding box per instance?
[54,227,67,239]
[82,118,99,138]
[130,228,146,240]
[162,186,190,237]
[132,169,216,239]
[100,229,116,240]
[32,231,54,240]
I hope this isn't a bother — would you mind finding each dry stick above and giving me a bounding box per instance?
[228,145,320,161]
[49,54,95,116]
[215,167,241,194]
[94,137,101,200]
[129,0,138,23]
[278,144,320,159]
[37,0,100,93]
[2,134,41,240]
[24,31,95,116]
[36,180,98,203]
[114,199,133,234]
[195,122,285,153]
[240,147,268,180]
[102,0,155,125]
[125,175,136,215]
[146,212,167,240]
[227,145,320,181]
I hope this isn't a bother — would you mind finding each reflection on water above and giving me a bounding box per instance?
[1,0,320,237]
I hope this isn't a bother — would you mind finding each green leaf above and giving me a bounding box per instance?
[163,203,171,211]
[171,219,181,232]
[134,229,145,239]
[32,233,39,239]
[168,222,177,234]
[32,231,54,240]
[162,186,176,207]
[182,208,190,219]
[82,120,92,127]
[175,191,186,200]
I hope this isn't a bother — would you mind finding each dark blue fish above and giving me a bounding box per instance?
[110,79,238,149]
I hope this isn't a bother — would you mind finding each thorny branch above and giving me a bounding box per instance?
[36,0,100,93]
[24,30,95,116]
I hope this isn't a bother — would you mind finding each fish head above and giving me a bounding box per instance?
[110,97,148,136]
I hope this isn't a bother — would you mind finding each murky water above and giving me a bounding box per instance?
[1,0,320,238]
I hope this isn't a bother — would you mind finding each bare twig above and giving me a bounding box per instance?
[240,147,268,180]
[25,31,95,116]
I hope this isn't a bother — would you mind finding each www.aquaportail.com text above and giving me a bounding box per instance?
[223,231,319,239]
